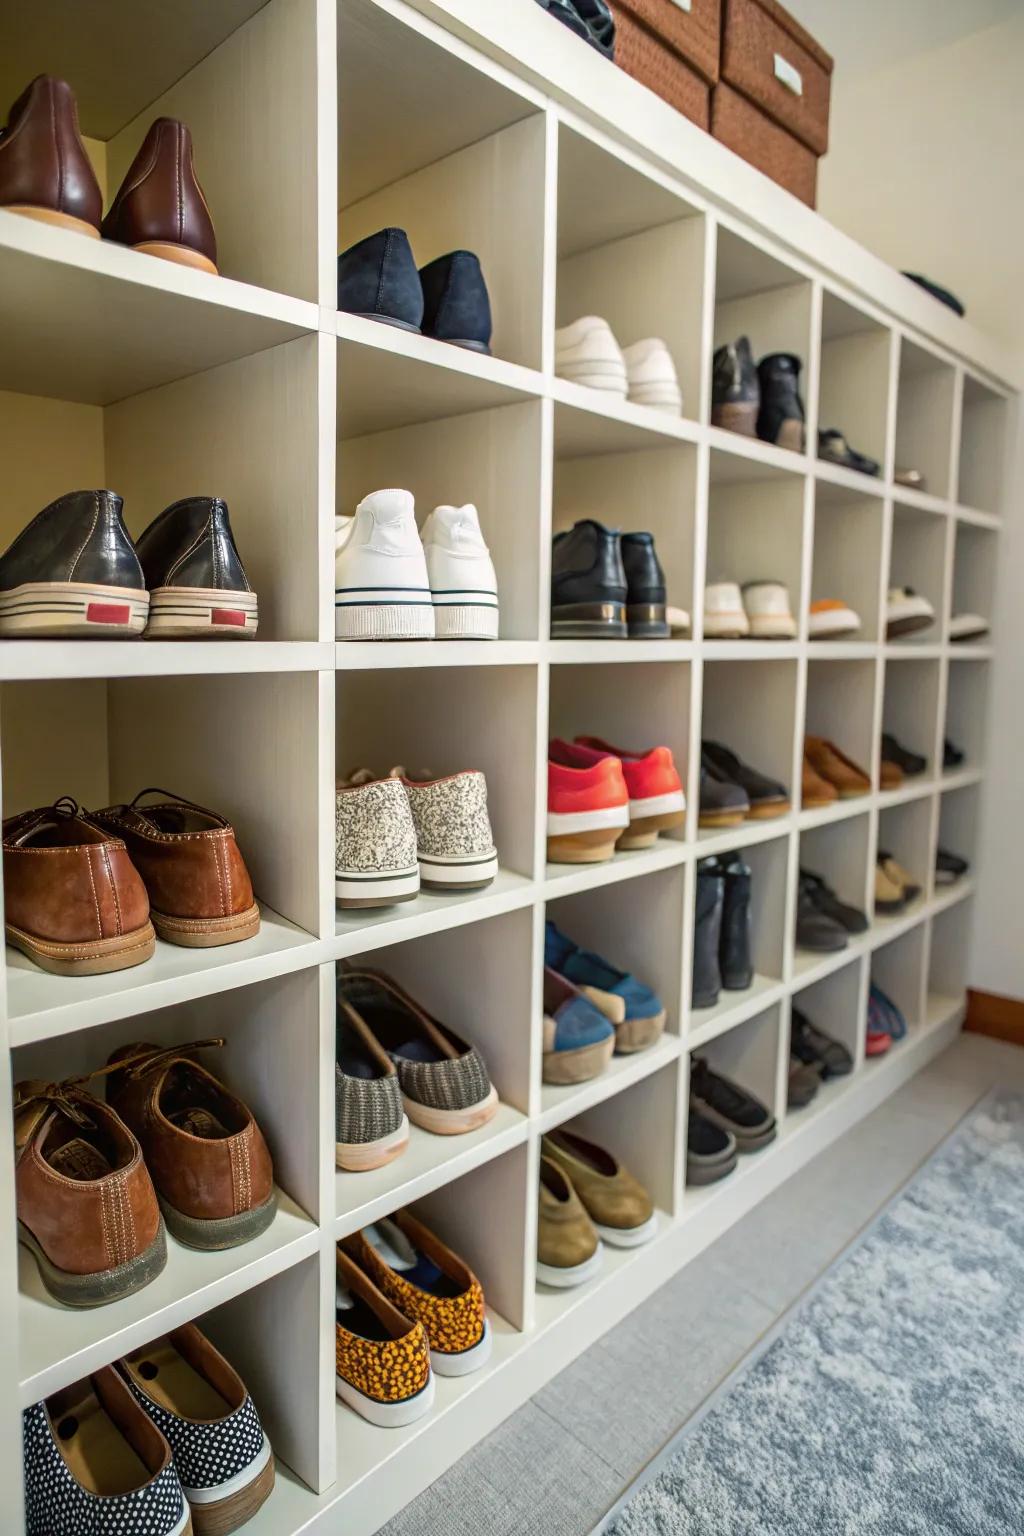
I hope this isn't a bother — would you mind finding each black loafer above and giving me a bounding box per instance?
[935,846,969,885]
[686,1107,737,1185]
[791,1008,853,1078]
[698,767,750,828]
[818,428,880,477]
[690,1058,776,1152]
[881,733,927,776]
[944,738,965,770]
[136,496,257,638]
[795,879,849,952]
[702,742,789,819]
[551,520,627,638]
[620,531,668,637]
[799,869,868,934]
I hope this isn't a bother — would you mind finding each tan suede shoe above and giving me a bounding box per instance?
[804,736,871,798]
[542,1129,656,1248]
[537,1155,603,1288]
[801,754,838,810]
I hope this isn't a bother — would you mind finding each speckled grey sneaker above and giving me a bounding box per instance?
[336,770,420,908]
[391,768,497,891]
[336,995,409,1171]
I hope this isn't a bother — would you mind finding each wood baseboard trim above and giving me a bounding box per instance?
[966,989,1024,1046]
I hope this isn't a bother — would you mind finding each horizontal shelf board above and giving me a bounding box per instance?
[707,428,810,482]
[0,640,331,681]
[336,640,539,669]
[8,905,318,1046]
[532,1206,673,1329]
[869,899,930,949]
[550,380,699,456]
[929,879,975,917]
[696,816,793,858]
[883,641,944,659]
[537,1035,681,1134]
[893,486,952,518]
[948,643,994,661]
[548,639,693,664]
[335,1104,529,1237]
[925,991,968,1029]
[954,504,1001,530]
[877,776,940,809]
[779,1066,864,1141]
[0,210,316,405]
[330,869,536,961]
[336,313,544,437]
[813,459,886,501]
[544,839,687,899]
[18,1189,317,1405]
[702,640,799,660]
[939,768,985,793]
[807,641,880,660]
[790,939,868,992]
[688,973,786,1048]
[797,797,872,830]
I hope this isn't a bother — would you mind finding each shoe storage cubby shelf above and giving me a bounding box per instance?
[0,0,1016,1531]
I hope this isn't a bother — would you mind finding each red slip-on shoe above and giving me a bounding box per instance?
[547,748,628,865]
[571,737,685,849]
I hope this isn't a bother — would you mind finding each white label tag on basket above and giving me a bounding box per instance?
[774,53,803,95]
[668,0,693,12]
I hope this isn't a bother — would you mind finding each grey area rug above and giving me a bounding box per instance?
[605,1091,1024,1536]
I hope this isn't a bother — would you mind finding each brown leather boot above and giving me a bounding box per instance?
[106,1039,276,1251]
[0,75,102,238]
[102,117,217,274]
[91,789,260,947]
[15,1078,165,1306]
[2,799,155,975]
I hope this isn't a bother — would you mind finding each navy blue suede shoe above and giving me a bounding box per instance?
[419,251,492,354]
[337,227,423,332]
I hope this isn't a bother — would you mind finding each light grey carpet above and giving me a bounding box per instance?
[607,1091,1024,1536]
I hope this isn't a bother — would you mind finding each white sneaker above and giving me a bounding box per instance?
[704,581,749,639]
[743,580,797,640]
[335,489,434,640]
[808,598,861,639]
[420,504,499,640]
[667,605,690,637]
[886,586,934,639]
[949,611,989,642]
[554,316,628,396]
[622,338,682,414]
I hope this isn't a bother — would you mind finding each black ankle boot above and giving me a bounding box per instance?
[719,855,753,990]
[757,353,805,452]
[711,336,759,436]
[693,858,724,1008]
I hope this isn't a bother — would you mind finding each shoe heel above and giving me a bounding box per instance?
[546,829,620,864]
[6,204,100,238]
[132,239,218,275]
[616,810,685,850]
[712,400,759,436]
[550,602,627,639]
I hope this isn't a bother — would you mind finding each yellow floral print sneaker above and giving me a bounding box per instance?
[343,1211,491,1378]
[335,1246,434,1427]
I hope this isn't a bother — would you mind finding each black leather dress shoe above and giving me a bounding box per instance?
[711,336,759,436]
[880,733,927,777]
[136,496,257,638]
[798,868,868,934]
[0,489,149,637]
[757,353,806,452]
[551,520,627,638]
[699,765,750,828]
[795,876,849,952]
[702,742,789,818]
[620,531,668,637]
[791,1008,853,1078]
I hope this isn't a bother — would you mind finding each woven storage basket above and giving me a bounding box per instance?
[609,0,721,130]
[711,80,818,204]
[720,0,832,153]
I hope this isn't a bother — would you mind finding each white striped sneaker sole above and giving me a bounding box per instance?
[0,580,149,636]
[336,587,435,639]
[433,600,499,639]
[418,849,498,888]
[145,585,258,637]
[335,864,420,906]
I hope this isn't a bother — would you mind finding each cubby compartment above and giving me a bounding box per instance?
[691,1001,783,1124]
[705,449,807,633]
[937,784,979,886]
[690,837,789,1042]
[927,904,972,1024]
[555,123,705,420]
[553,441,698,636]
[958,374,1011,514]
[944,657,990,772]
[950,522,997,643]
[701,659,798,814]
[548,661,691,866]
[817,291,892,479]
[870,924,927,1043]
[788,958,866,1117]
[338,5,545,371]
[1,672,322,1034]
[795,815,871,981]
[804,659,878,796]
[340,399,545,641]
[887,504,949,644]
[712,227,814,446]
[876,797,933,920]
[894,340,957,500]
[881,657,941,787]
[810,482,886,644]
[0,333,323,648]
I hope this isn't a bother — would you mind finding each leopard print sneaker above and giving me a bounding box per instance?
[335,770,420,908]
[391,767,497,891]
[336,1245,434,1428]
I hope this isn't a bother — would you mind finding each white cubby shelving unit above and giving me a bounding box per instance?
[0,1,1017,1531]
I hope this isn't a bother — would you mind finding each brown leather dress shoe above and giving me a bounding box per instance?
[91,790,260,947]
[102,117,217,275]
[801,754,838,810]
[107,1039,277,1251]
[15,1078,165,1306]
[3,799,155,975]
[804,736,871,798]
[0,75,102,238]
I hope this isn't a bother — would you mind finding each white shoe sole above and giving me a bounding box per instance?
[628,384,683,413]
[537,1244,605,1289]
[0,580,149,636]
[747,613,797,639]
[337,1372,435,1427]
[431,1318,493,1377]
[547,804,630,836]
[627,790,686,819]
[809,609,861,638]
[704,610,750,638]
[335,864,420,906]
[183,1434,273,1504]
[146,585,258,638]
[418,849,498,888]
[336,590,435,639]
[555,360,629,395]
[336,1116,410,1171]
[434,602,499,639]
[404,1084,499,1136]
[593,1212,659,1249]
[887,600,934,637]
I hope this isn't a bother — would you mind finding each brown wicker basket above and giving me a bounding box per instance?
[609,0,721,130]
[721,0,832,153]
[711,80,818,205]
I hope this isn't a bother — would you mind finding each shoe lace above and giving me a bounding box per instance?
[3,796,83,839]
[14,1038,227,1137]
[116,1038,226,1080]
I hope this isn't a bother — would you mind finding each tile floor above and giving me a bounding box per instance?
[379,1032,1024,1536]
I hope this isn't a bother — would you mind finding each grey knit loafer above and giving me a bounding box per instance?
[338,968,498,1136]
[336,1005,409,1171]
